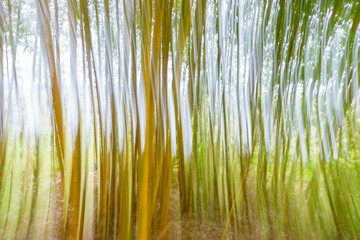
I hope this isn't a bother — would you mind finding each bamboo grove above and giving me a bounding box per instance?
[1,0,360,239]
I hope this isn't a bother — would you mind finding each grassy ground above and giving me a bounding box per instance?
[2,132,360,239]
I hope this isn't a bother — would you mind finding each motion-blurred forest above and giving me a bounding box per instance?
[1,0,360,239]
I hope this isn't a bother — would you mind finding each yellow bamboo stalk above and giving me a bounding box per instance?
[137,0,153,238]
[36,0,65,185]
[63,0,83,238]
[67,126,82,239]
[157,0,174,236]
[173,0,192,214]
